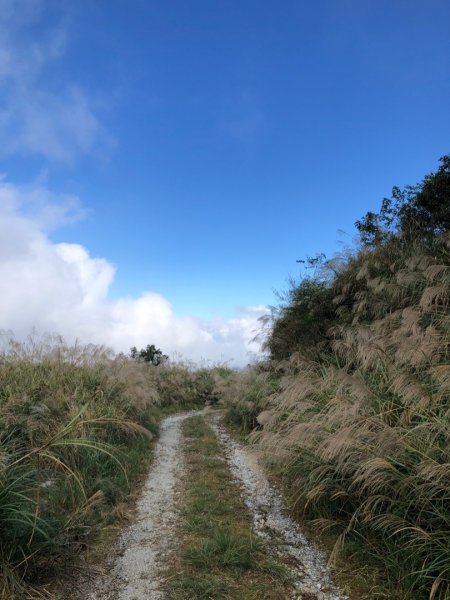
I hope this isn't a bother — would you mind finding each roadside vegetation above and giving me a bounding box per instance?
[2,156,448,600]
[166,415,289,599]
[220,156,450,599]
[0,334,225,599]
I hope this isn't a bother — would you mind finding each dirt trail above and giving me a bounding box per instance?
[86,411,202,600]
[82,410,348,600]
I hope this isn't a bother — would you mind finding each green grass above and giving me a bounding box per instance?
[173,575,227,599]
[184,527,262,570]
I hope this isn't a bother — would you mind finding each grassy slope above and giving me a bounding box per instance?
[0,337,220,599]
[221,239,450,600]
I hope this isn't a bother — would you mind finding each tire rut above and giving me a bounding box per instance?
[85,410,203,600]
[209,416,349,600]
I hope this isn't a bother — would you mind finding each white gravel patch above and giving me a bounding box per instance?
[86,410,203,600]
[210,417,349,600]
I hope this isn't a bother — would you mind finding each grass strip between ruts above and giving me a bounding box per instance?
[165,415,290,600]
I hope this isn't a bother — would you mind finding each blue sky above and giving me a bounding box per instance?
[0,0,449,363]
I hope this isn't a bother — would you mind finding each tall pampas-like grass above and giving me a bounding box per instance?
[0,333,218,598]
[223,242,450,599]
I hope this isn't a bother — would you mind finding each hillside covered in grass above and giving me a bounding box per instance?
[221,156,450,599]
[0,335,226,599]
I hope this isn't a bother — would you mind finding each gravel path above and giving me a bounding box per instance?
[81,410,349,600]
[86,410,202,600]
[210,416,349,600]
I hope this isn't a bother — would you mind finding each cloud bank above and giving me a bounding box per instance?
[0,5,267,365]
[0,181,267,365]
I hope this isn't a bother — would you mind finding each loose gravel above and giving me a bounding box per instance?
[85,411,202,600]
[210,416,349,600]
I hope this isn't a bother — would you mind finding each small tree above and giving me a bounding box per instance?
[130,344,168,365]
[356,154,450,246]
[265,278,336,361]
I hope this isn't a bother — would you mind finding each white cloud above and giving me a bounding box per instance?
[0,180,268,366]
[0,1,110,163]
[0,177,86,230]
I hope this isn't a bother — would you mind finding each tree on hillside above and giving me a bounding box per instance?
[356,154,450,246]
[130,344,168,365]
[265,155,450,362]
[265,278,336,361]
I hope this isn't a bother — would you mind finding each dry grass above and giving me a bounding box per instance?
[222,243,450,600]
[0,333,217,599]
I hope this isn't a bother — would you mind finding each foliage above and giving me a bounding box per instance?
[130,344,168,365]
[154,364,229,406]
[221,367,279,432]
[356,154,450,246]
[219,157,450,599]
[265,278,336,361]
[0,339,152,597]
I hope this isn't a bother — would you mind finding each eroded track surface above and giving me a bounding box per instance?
[211,417,348,600]
[82,411,348,600]
[87,412,202,600]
